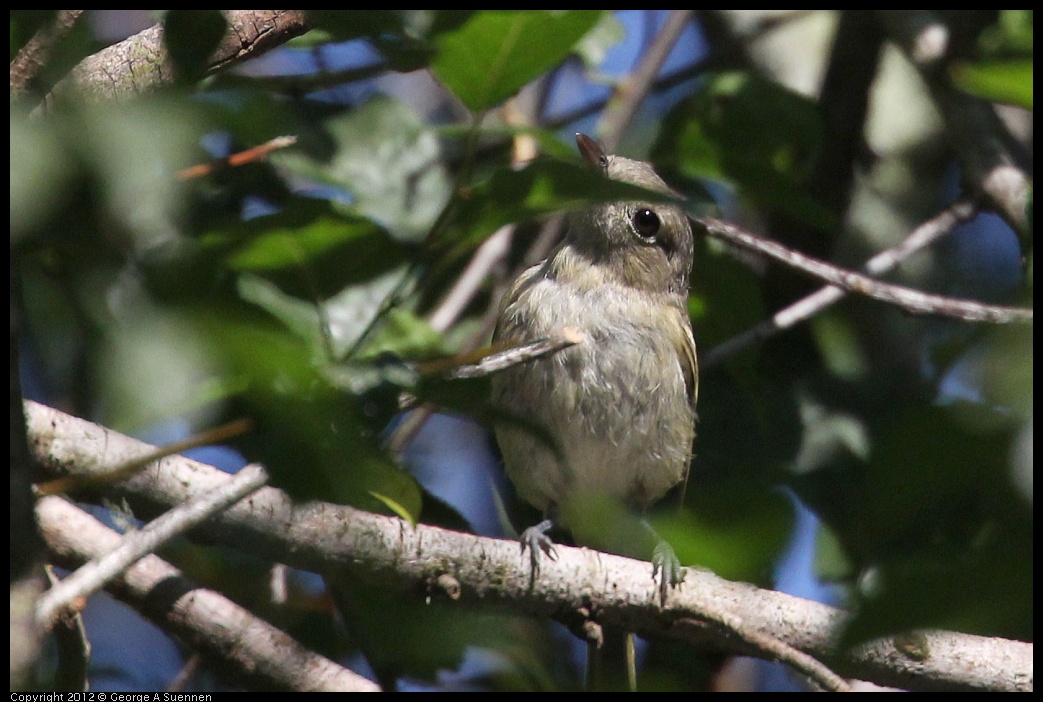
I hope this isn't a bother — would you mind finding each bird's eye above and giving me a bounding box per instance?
[632,209,661,240]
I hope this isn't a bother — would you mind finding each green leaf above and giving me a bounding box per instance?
[370,490,418,525]
[430,10,603,112]
[357,307,446,360]
[654,71,834,228]
[204,197,411,299]
[275,96,451,242]
[654,485,795,584]
[950,60,1033,110]
[185,309,423,515]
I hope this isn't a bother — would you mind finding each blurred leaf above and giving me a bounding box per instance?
[976,9,1033,56]
[689,237,768,362]
[97,307,226,433]
[163,10,228,82]
[12,99,202,252]
[328,579,521,686]
[10,108,74,240]
[843,531,1032,643]
[561,493,659,561]
[307,10,418,41]
[447,157,678,246]
[655,484,795,584]
[356,307,446,360]
[370,490,418,526]
[236,274,326,353]
[655,71,834,228]
[430,10,603,112]
[951,60,1033,109]
[203,196,412,299]
[795,401,1031,641]
[810,312,870,381]
[573,12,626,68]
[186,309,422,518]
[308,11,476,72]
[276,95,451,242]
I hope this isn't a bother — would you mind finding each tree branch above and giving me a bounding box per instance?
[39,10,311,107]
[877,11,1032,245]
[703,198,980,366]
[599,10,695,152]
[696,216,1031,324]
[10,10,87,100]
[37,495,379,692]
[26,401,1032,692]
[35,463,268,628]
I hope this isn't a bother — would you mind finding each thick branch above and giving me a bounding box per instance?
[26,401,1032,692]
[41,10,311,106]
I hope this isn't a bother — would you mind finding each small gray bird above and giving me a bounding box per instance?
[491,134,698,688]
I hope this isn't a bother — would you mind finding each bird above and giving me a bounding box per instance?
[491,133,698,689]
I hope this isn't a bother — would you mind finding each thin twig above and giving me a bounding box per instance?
[418,328,585,380]
[387,330,585,458]
[176,135,298,180]
[44,564,91,693]
[37,495,379,692]
[429,224,515,334]
[704,198,980,366]
[676,614,853,692]
[36,463,268,627]
[599,10,695,152]
[696,216,1032,325]
[35,417,254,497]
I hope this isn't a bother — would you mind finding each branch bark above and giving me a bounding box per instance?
[37,495,379,692]
[696,216,1032,324]
[26,401,1032,692]
[703,198,980,367]
[39,10,311,107]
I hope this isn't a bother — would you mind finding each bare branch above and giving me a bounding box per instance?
[36,463,268,627]
[37,495,379,692]
[176,135,298,180]
[696,216,1031,325]
[675,615,852,692]
[599,10,695,152]
[26,401,1032,692]
[704,198,980,366]
[417,328,585,380]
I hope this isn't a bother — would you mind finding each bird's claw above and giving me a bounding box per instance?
[652,540,685,606]
[520,519,557,580]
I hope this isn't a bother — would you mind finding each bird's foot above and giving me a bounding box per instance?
[652,540,685,606]
[519,519,557,581]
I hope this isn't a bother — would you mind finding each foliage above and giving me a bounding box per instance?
[11,9,1032,692]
